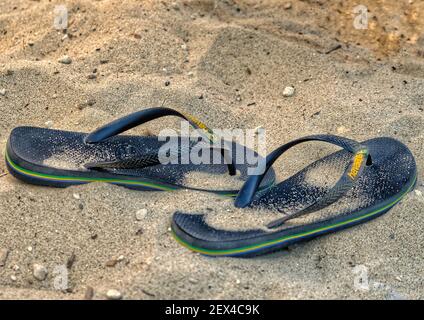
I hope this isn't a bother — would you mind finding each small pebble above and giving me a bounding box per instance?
[10,275,17,281]
[100,59,109,64]
[188,278,198,284]
[282,86,295,97]
[0,248,9,267]
[73,193,81,200]
[28,41,34,47]
[58,55,72,64]
[33,264,48,281]
[117,255,124,262]
[171,2,179,10]
[136,208,147,221]
[27,246,33,252]
[0,88,6,96]
[187,71,194,77]
[87,73,97,80]
[106,289,122,300]
[164,80,171,86]
[414,190,422,197]
[284,2,292,10]
[45,120,54,128]
[181,43,187,50]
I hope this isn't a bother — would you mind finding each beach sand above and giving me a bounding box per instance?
[0,0,423,299]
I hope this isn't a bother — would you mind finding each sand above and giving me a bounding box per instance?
[0,0,423,299]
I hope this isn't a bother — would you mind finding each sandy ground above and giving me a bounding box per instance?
[0,0,423,299]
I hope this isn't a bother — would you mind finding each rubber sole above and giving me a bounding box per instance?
[171,136,417,257]
[171,174,416,257]
[6,126,276,196]
[5,149,247,196]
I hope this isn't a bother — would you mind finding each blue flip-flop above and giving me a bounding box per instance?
[5,107,275,196]
[172,134,417,257]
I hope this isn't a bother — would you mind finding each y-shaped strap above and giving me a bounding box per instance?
[234,135,372,228]
[85,107,216,143]
[84,107,236,175]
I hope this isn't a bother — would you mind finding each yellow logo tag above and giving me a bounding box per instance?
[183,113,216,142]
[347,151,366,180]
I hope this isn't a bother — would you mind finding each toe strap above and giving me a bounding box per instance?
[234,134,371,228]
[83,107,236,175]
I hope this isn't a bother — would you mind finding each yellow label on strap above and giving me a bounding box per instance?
[347,150,366,180]
[182,112,216,142]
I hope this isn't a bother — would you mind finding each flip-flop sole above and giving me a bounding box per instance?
[6,127,275,195]
[172,137,417,257]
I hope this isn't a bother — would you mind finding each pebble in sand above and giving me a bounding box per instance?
[33,264,48,281]
[283,86,295,97]
[58,55,72,64]
[106,289,123,300]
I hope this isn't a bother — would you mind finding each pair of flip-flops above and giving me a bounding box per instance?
[5,107,417,257]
